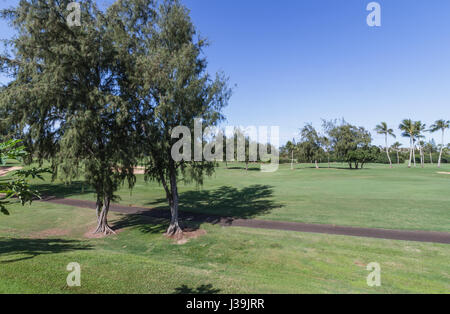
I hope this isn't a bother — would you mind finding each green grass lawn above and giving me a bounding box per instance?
[0,202,449,293]
[29,162,450,232]
[2,162,448,293]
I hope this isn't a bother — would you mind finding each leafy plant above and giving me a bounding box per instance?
[0,140,49,215]
[345,145,378,169]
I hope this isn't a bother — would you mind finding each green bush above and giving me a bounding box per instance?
[374,152,405,164]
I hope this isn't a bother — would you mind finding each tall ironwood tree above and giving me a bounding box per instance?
[299,124,323,169]
[113,0,231,236]
[0,0,138,234]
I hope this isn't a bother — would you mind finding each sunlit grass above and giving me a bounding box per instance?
[27,162,450,232]
[0,203,449,293]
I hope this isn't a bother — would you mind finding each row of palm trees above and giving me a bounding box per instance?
[375,119,449,168]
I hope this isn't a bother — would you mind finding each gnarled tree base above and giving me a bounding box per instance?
[165,223,183,238]
[94,222,116,235]
[93,197,116,236]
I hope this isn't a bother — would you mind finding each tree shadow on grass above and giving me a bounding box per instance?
[114,185,281,234]
[302,165,367,170]
[112,215,168,235]
[29,181,96,199]
[225,166,260,171]
[173,284,221,294]
[176,184,280,218]
[0,238,93,263]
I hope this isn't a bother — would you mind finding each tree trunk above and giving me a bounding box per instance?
[165,169,182,237]
[94,195,115,235]
[246,161,249,171]
[315,160,319,169]
[166,196,182,236]
[95,196,103,222]
[408,136,413,168]
[412,144,416,167]
[418,145,422,167]
[420,146,424,168]
[430,152,433,165]
[385,135,392,168]
[396,151,399,165]
[438,129,444,168]
[291,150,294,170]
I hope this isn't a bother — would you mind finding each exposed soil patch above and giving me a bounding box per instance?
[84,227,107,239]
[29,228,70,238]
[112,167,145,174]
[167,228,207,245]
[0,166,23,176]
[437,172,450,175]
[133,167,145,175]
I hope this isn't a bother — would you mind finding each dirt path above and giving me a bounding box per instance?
[0,166,22,176]
[42,197,450,245]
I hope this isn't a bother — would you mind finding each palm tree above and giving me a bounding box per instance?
[414,121,426,168]
[429,119,450,168]
[375,122,396,168]
[418,140,426,167]
[391,141,402,165]
[425,141,435,164]
[399,119,416,168]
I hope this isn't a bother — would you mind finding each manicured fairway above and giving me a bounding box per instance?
[0,202,449,293]
[2,162,448,293]
[29,163,450,232]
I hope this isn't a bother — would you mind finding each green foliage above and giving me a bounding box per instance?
[326,121,372,168]
[108,0,231,232]
[399,119,415,138]
[429,119,450,134]
[374,152,405,164]
[429,119,450,165]
[375,122,396,140]
[298,124,323,163]
[279,157,293,164]
[0,140,48,215]
[345,145,378,169]
[0,139,26,165]
[0,0,138,207]
[0,0,230,233]
[416,153,448,164]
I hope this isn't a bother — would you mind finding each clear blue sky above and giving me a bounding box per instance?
[1,0,449,147]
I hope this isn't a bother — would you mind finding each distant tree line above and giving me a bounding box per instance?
[280,119,449,169]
